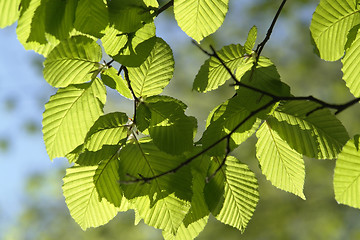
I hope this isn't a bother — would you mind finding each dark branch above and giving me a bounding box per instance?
[119,0,360,184]
[206,136,231,183]
[156,0,174,16]
[255,0,287,59]
[120,100,276,184]
[122,66,139,124]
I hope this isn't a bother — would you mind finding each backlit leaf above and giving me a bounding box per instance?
[101,22,156,67]
[42,79,106,160]
[43,36,102,87]
[174,0,229,42]
[101,67,133,99]
[143,96,197,155]
[204,156,259,232]
[63,162,128,230]
[74,0,109,38]
[193,44,246,92]
[119,139,193,233]
[334,136,360,209]
[310,0,360,61]
[0,0,21,28]
[268,101,349,159]
[128,37,174,98]
[256,122,306,199]
[83,112,129,151]
[342,27,360,97]
[202,96,260,156]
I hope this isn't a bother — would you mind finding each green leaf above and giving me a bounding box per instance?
[42,79,106,160]
[119,139,193,233]
[43,0,77,40]
[244,26,257,53]
[108,0,157,33]
[77,145,121,166]
[128,37,174,98]
[201,96,260,156]
[144,97,197,155]
[95,153,125,208]
[256,122,306,199]
[204,156,259,232]
[174,0,229,42]
[193,44,246,92]
[63,162,128,230]
[0,0,21,28]
[74,0,109,38]
[310,0,360,61]
[101,22,157,67]
[342,26,360,97]
[268,101,349,159]
[83,112,129,151]
[234,57,291,118]
[163,154,210,240]
[101,67,133,99]
[43,36,102,87]
[334,136,360,209]
[16,0,59,56]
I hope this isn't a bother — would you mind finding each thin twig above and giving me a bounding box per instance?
[206,136,231,183]
[156,0,174,16]
[120,100,276,184]
[255,0,287,59]
[122,66,139,124]
[119,0,360,184]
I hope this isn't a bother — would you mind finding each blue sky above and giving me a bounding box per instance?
[0,25,68,232]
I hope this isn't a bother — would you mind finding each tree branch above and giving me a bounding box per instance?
[255,0,287,59]
[156,0,174,16]
[119,0,360,184]
[121,66,139,124]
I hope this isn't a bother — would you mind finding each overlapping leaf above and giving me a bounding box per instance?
[63,160,128,230]
[256,122,306,199]
[43,36,102,87]
[267,101,349,159]
[163,154,210,240]
[233,57,291,119]
[101,67,133,99]
[119,139,193,233]
[204,156,259,232]
[42,79,106,160]
[334,136,360,209]
[74,0,109,38]
[174,0,229,42]
[244,26,257,53]
[0,0,20,28]
[310,0,360,61]
[94,153,125,208]
[108,0,157,33]
[138,96,197,155]
[193,44,246,92]
[43,0,77,40]
[128,37,174,97]
[201,96,260,156]
[83,112,129,151]
[16,0,58,56]
[101,23,156,67]
[342,27,360,97]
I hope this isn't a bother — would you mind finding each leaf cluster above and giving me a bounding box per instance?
[1,0,360,239]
